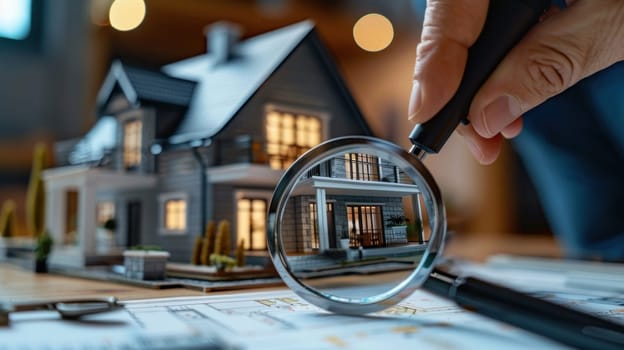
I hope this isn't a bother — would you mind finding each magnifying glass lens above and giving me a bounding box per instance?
[268,137,445,315]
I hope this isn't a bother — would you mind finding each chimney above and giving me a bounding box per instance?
[204,21,242,66]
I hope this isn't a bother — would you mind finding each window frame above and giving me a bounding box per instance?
[122,118,143,170]
[158,192,189,235]
[235,190,272,251]
[264,103,329,170]
[344,153,381,181]
[345,203,385,248]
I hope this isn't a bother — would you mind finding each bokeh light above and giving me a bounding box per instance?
[109,0,146,32]
[353,13,394,52]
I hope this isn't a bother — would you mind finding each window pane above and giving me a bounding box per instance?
[265,110,322,170]
[346,205,384,248]
[124,119,142,168]
[96,201,115,225]
[165,199,187,232]
[237,198,266,250]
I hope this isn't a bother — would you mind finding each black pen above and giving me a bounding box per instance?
[424,268,624,350]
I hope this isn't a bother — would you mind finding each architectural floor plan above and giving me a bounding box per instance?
[1,260,622,349]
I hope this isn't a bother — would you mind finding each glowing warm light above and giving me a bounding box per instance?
[109,0,146,32]
[353,13,394,52]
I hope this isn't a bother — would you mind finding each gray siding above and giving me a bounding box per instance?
[215,37,370,146]
[150,148,204,261]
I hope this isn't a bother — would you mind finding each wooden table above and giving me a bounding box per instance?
[0,233,561,303]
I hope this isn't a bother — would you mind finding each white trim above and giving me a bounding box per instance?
[292,176,421,197]
[158,192,189,236]
[345,202,386,206]
[207,163,283,185]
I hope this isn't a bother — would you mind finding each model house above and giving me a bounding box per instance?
[281,151,426,256]
[43,21,374,267]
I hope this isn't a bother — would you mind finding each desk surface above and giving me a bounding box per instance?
[0,233,561,302]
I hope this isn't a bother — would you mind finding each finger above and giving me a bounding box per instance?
[500,117,523,139]
[409,0,489,122]
[470,0,624,139]
[456,124,502,165]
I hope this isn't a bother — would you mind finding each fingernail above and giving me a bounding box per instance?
[408,80,422,120]
[480,95,522,137]
[465,138,484,164]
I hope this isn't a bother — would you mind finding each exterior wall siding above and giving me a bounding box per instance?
[150,148,205,261]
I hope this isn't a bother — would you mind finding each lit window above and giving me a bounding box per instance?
[266,110,321,169]
[123,119,142,169]
[237,198,266,250]
[344,153,379,181]
[165,199,186,232]
[97,201,115,225]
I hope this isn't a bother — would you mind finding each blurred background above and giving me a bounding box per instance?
[0,0,554,253]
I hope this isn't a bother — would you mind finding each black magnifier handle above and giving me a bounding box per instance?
[409,0,550,156]
[425,269,624,350]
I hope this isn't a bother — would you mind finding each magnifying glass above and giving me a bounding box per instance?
[267,1,624,349]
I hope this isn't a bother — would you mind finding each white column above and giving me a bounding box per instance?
[45,186,66,246]
[315,188,329,250]
[412,193,425,244]
[78,184,97,255]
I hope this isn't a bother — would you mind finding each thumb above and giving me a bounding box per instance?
[408,0,489,123]
[469,0,624,139]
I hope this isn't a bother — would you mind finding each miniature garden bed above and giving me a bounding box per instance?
[166,262,277,281]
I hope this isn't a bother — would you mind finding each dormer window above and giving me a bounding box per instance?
[123,119,142,169]
[266,109,321,170]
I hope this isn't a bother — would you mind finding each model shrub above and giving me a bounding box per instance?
[191,236,202,265]
[235,239,245,267]
[200,221,216,265]
[26,143,47,237]
[0,199,17,237]
[213,220,231,256]
[209,253,236,270]
[35,231,53,262]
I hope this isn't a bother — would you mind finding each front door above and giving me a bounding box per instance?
[346,205,384,248]
[237,198,267,250]
[126,201,141,247]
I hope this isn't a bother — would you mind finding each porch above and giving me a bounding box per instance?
[43,165,157,267]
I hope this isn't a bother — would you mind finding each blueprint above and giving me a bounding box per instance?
[1,260,623,349]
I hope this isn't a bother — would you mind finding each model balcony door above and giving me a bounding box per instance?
[347,205,384,248]
[237,198,267,251]
[123,119,142,170]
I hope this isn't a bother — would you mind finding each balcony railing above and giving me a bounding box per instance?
[215,136,309,168]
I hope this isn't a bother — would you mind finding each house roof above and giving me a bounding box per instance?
[161,20,317,145]
[96,61,197,112]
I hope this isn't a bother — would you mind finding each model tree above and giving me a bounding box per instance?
[34,231,53,273]
[200,221,216,265]
[190,236,202,265]
[26,143,47,237]
[213,220,230,256]
[235,238,245,267]
[0,199,17,237]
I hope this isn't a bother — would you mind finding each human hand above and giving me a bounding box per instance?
[408,0,624,164]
